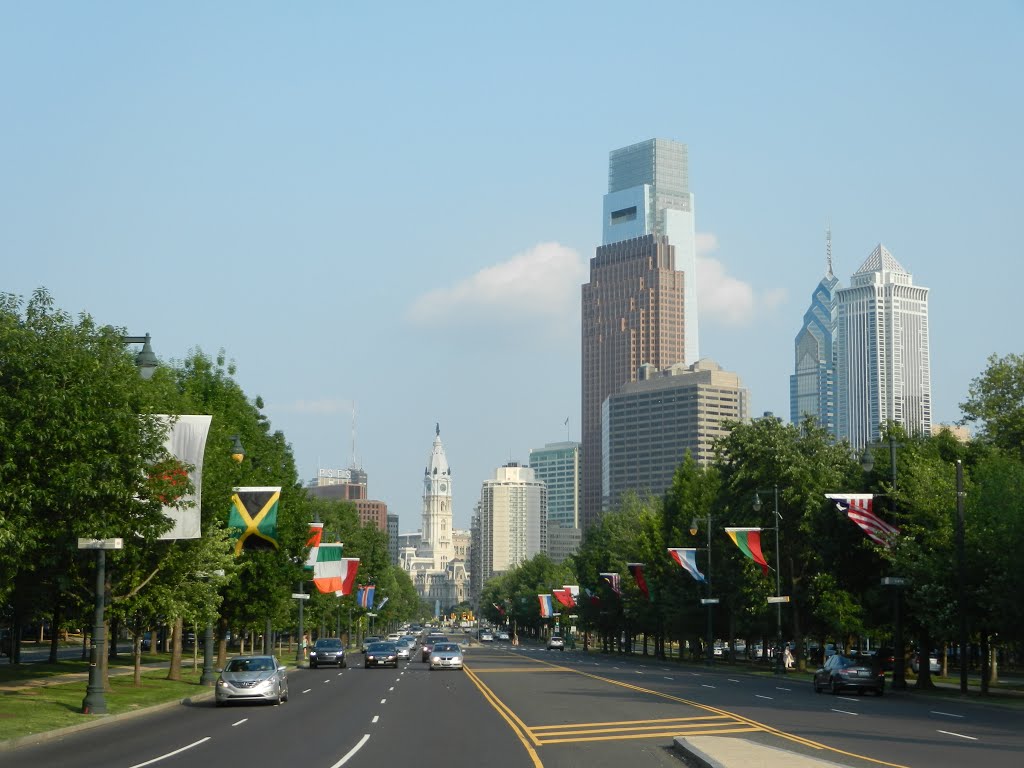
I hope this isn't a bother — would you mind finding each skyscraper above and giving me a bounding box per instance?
[581,138,694,528]
[476,462,547,586]
[790,228,840,435]
[528,441,580,529]
[835,244,932,449]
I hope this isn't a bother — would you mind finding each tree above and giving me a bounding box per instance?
[960,353,1024,460]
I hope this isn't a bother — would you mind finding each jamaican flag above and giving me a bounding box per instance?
[229,487,281,555]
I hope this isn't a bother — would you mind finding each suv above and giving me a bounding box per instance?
[309,638,347,669]
[547,635,565,651]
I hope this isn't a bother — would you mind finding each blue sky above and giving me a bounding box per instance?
[4,2,1022,531]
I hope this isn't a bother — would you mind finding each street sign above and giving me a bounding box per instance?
[767,596,790,603]
[291,593,310,600]
[366,613,377,618]
[77,538,124,550]
[700,598,720,605]
[881,577,909,587]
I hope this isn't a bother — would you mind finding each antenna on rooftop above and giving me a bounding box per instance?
[350,401,359,469]
[826,219,833,278]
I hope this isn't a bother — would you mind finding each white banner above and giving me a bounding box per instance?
[158,415,212,540]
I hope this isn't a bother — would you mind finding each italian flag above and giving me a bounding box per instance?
[725,527,770,575]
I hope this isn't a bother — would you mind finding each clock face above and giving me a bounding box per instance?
[439,482,448,493]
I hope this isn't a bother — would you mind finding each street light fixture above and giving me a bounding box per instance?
[752,487,786,675]
[81,333,157,714]
[861,435,907,691]
[689,516,718,665]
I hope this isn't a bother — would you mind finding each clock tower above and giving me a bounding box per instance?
[421,423,454,571]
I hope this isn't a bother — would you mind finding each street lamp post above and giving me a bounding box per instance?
[861,436,907,690]
[689,515,716,665]
[955,460,968,694]
[753,487,785,675]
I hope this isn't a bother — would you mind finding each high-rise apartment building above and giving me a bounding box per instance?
[836,244,931,450]
[602,359,748,508]
[476,462,547,587]
[581,139,695,528]
[528,441,580,529]
[387,513,399,565]
[791,230,840,435]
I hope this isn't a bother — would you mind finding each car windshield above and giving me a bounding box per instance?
[433,644,459,652]
[834,655,860,668]
[551,636,562,640]
[367,642,395,652]
[315,639,341,649]
[226,657,275,672]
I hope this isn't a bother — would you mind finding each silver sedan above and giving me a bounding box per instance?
[429,642,464,671]
[215,655,289,706]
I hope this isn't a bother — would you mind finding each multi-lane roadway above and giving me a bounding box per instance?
[11,632,1023,768]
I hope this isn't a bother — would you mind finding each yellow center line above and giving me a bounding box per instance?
[470,650,910,768]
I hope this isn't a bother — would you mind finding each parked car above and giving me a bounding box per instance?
[911,650,941,675]
[215,655,289,707]
[547,635,565,651]
[496,630,510,641]
[429,642,464,670]
[421,635,449,662]
[813,654,884,696]
[361,636,382,653]
[309,638,346,669]
[364,641,399,668]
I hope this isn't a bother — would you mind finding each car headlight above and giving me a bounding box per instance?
[431,656,440,663]
[216,679,228,687]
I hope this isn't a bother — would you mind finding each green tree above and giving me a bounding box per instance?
[960,353,1024,460]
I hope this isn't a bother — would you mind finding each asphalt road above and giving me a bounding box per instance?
[9,636,1024,768]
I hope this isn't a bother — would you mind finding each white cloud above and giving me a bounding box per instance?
[696,231,786,327]
[407,242,586,328]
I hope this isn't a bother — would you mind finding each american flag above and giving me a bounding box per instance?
[826,494,900,548]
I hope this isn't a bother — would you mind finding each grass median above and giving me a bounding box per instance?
[0,658,210,743]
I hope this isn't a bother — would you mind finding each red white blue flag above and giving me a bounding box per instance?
[826,494,900,548]
[668,548,706,583]
[357,584,375,608]
[627,563,650,600]
[538,594,553,618]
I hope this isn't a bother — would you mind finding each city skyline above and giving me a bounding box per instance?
[3,3,1020,530]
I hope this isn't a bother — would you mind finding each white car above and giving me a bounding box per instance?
[547,635,565,651]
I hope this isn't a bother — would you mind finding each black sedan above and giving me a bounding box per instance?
[420,635,449,662]
[364,641,399,668]
[813,653,885,696]
[309,638,346,669]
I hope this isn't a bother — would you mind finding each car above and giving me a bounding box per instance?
[496,630,510,641]
[386,633,402,642]
[215,655,289,707]
[911,650,941,675]
[429,642,464,670]
[364,641,399,668]
[399,635,418,652]
[309,638,346,669]
[813,653,884,696]
[547,635,565,651]
[361,636,382,653]
[395,643,411,660]
[421,635,449,662]
[479,630,494,642]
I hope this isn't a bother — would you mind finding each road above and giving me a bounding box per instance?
[10,634,1024,768]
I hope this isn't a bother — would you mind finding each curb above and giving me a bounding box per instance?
[0,690,215,753]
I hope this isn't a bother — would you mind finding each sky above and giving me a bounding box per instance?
[3,2,1022,532]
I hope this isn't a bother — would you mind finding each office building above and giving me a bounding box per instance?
[387,513,399,565]
[581,138,694,528]
[602,359,748,509]
[836,244,932,450]
[528,441,580,530]
[790,229,840,435]
[476,463,547,587]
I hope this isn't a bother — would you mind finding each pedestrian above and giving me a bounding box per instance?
[783,644,794,669]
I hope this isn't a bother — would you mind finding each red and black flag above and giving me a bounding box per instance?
[627,563,650,600]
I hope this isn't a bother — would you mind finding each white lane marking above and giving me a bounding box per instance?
[932,710,965,718]
[755,694,773,700]
[127,737,211,768]
[324,679,331,683]
[702,684,715,689]
[937,730,977,741]
[831,709,859,716]
[389,686,394,691]
[636,671,644,675]
[690,672,701,676]
[302,689,312,694]
[664,676,674,680]
[728,679,740,683]
[613,666,620,670]
[776,686,791,691]
[380,698,386,704]
[329,734,372,768]
[231,719,248,727]
[372,715,379,724]
[837,696,859,703]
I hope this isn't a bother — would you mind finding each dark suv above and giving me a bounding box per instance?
[309,638,347,668]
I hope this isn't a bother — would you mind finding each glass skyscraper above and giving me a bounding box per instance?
[528,441,580,529]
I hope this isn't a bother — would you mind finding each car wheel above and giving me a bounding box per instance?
[813,679,821,693]
[310,662,317,669]
[875,686,884,697]
[364,663,370,668]
[831,678,841,695]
